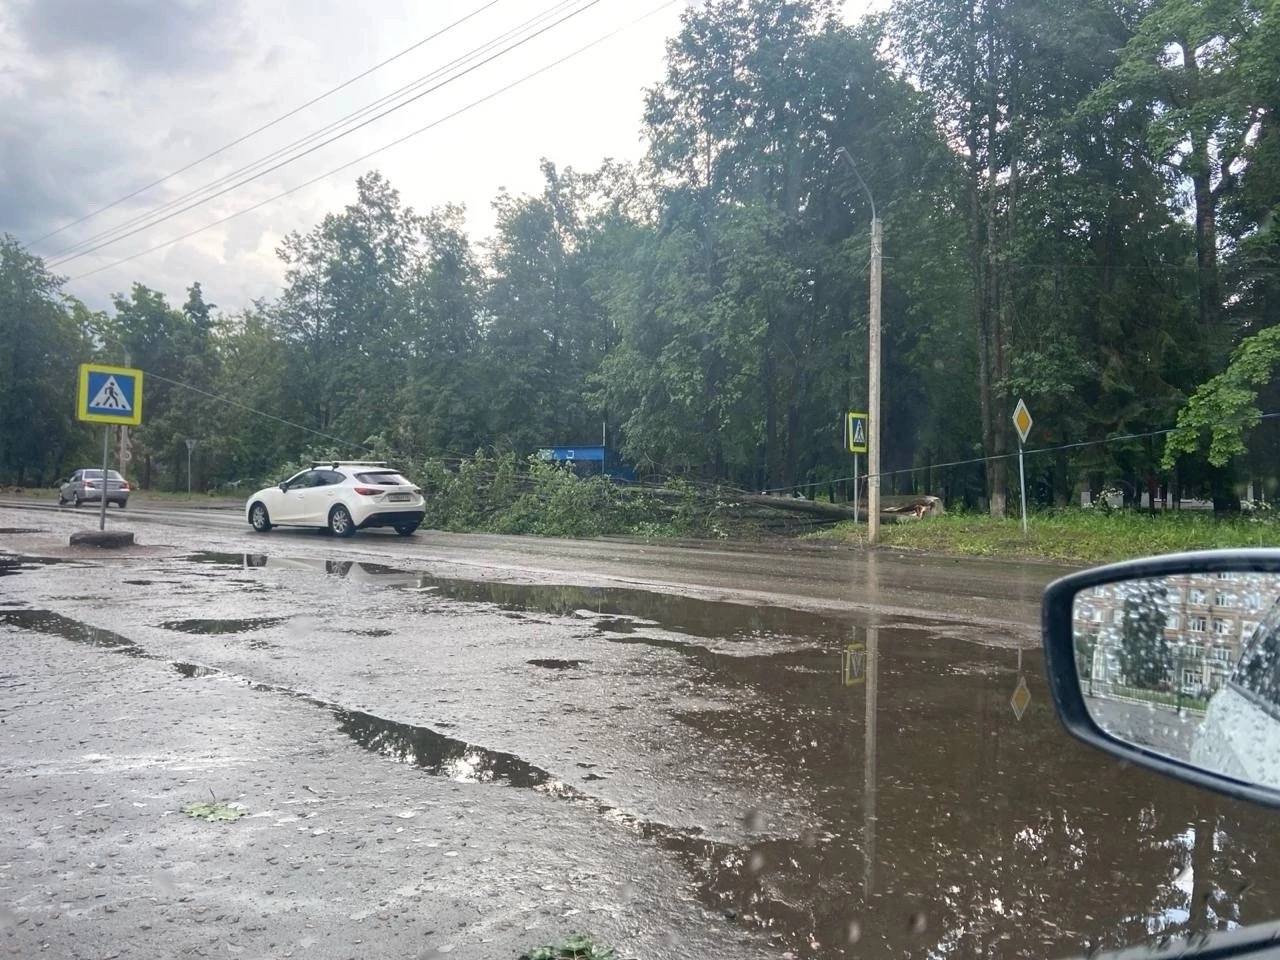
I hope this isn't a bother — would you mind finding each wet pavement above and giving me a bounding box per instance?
[1,505,1279,958]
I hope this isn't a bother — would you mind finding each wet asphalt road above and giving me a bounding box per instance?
[2,501,1279,959]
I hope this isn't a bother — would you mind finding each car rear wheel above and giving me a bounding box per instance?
[329,505,355,538]
[394,523,418,537]
[249,502,273,532]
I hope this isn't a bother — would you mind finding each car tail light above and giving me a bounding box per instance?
[120,482,130,491]
[84,482,98,489]
[353,486,382,496]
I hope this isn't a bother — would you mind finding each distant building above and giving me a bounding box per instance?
[1073,573,1277,696]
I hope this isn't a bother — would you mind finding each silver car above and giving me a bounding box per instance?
[58,469,130,508]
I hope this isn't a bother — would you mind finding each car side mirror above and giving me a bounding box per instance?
[279,482,289,491]
[1043,549,1280,809]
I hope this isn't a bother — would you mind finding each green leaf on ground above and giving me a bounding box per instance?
[519,934,616,960]
[181,800,247,822]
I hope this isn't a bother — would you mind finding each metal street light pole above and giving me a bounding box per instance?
[838,148,882,544]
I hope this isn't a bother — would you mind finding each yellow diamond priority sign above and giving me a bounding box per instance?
[1012,398,1033,445]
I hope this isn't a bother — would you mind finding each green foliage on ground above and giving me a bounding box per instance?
[413,452,744,540]
[519,934,615,960]
[810,509,1280,565]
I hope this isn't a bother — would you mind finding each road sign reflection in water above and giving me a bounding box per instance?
[842,642,866,686]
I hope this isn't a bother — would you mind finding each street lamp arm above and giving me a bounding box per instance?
[837,147,877,223]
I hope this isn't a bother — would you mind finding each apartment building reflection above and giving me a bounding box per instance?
[1073,573,1280,699]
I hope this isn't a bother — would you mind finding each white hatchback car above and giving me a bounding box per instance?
[245,461,425,537]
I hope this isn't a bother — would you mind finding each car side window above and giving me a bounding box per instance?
[318,470,345,486]
[70,472,80,482]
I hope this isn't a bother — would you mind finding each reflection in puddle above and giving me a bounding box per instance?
[0,609,144,655]
[185,552,268,567]
[174,662,219,679]
[0,555,77,577]
[159,617,286,635]
[196,552,857,648]
[527,658,588,670]
[335,708,567,792]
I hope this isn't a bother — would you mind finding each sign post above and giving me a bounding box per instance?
[845,411,868,524]
[77,364,143,531]
[185,439,198,496]
[1012,398,1033,536]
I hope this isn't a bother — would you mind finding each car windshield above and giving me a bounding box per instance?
[355,471,409,485]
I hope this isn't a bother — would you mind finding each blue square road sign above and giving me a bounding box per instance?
[78,363,143,425]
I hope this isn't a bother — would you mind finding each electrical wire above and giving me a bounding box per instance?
[68,0,679,282]
[143,371,377,455]
[50,0,607,269]
[27,0,506,249]
[758,412,1280,493]
[45,0,586,264]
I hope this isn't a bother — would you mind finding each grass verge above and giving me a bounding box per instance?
[808,508,1280,565]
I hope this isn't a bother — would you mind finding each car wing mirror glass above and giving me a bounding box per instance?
[1043,550,1280,808]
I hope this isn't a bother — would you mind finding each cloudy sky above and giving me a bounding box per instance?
[0,0,863,313]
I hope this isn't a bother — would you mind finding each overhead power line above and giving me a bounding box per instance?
[69,0,679,282]
[26,0,506,250]
[758,412,1280,494]
[45,0,587,265]
[50,0,606,269]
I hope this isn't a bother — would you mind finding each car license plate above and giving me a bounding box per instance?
[388,494,410,502]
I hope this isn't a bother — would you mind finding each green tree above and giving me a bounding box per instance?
[1086,0,1278,334]
[1118,582,1172,689]
[481,162,611,452]
[1163,323,1280,467]
[0,236,94,484]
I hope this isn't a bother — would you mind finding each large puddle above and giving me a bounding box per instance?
[4,552,1279,958]
[184,551,1013,650]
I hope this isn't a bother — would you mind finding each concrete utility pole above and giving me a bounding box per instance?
[839,148,882,544]
[868,217,882,545]
[185,439,197,496]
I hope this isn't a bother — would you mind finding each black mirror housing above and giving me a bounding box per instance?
[1043,549,1280,810]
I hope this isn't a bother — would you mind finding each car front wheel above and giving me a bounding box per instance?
[249,502,273,532]
[329,505,355,538]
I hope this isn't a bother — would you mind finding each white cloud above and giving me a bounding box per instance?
[1,0,872,312]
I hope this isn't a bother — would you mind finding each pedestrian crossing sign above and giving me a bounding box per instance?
[845,411,868,454]
[78,363,143,425]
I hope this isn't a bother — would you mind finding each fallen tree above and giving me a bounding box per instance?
[641,487,944,523]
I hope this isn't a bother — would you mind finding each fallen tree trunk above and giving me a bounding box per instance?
[636,487,943,522]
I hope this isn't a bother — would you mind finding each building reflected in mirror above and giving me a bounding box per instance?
[1073,572,1280,789]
